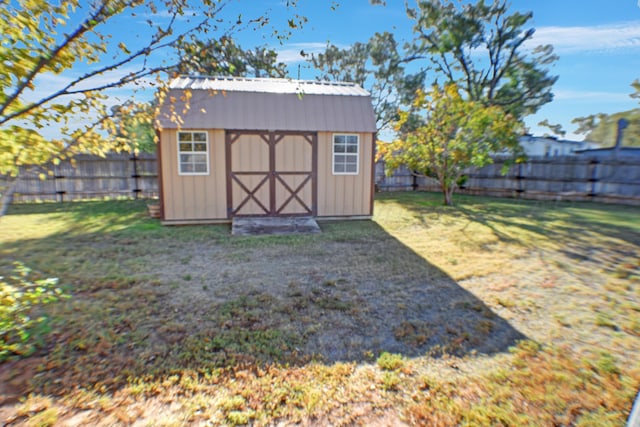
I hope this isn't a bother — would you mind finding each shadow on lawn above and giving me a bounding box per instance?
[0,201,526,400]
[382,191,640,254]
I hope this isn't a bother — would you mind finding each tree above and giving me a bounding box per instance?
[407,0,557,117]
[311,0,557,136]
[537,119,566,138]
[407,0,558,119]
[572,111,640,147]
[0,0,307,214]
[571,80,640,147]
[311,32,424,132]
[176,37,288,78]
[631,79,640,100]
[111,101,157,153]
[378,84,522,205]
[119,38,288,156]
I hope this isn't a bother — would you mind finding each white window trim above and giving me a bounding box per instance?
[332,133,360,175]
[177,130,210,176]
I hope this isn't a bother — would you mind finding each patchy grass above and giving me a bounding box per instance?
[0,193,638,426]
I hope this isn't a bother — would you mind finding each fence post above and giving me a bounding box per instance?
[516,163,526,197]
[588,160,599,199]
[131,154,141,199]
[54,164,66,203]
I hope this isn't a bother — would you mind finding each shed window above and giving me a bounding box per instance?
[178,131,209,175]
[333,134,359,175]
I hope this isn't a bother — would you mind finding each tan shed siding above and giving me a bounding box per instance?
[160,129,227,221]
[317,132,374,217]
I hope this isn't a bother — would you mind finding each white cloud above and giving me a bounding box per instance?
[276,42,331,64]
[26,66,158,104]
[553,89,632,103]
[528,21,640,53]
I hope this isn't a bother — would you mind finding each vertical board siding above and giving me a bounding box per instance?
[274,134,313,215]
[228,131,315,217]
[160,129,227,221]
[229,133,271,216]
[317,132,374,217]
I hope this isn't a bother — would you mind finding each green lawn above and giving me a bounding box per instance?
[1,193,639,426]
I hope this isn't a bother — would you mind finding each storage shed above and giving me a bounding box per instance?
[156,76,377,224]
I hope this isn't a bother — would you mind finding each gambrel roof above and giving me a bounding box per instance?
[157,76,377,133]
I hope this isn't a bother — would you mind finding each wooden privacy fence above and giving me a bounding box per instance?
[9,153,158,203]
[375,156,640,205]
[7,153,640,205]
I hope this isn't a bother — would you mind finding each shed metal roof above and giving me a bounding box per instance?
[169,75,371,96]
[157,76,377,133]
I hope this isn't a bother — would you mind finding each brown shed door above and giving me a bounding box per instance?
[226,131,317,217]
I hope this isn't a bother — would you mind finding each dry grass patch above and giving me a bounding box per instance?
[1,194,638,425]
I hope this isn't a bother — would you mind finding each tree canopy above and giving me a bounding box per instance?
[0,1,306,174]
[312,0,558,133]
[311,32,424,132]
[0,0,307,212]
[378,84,522,205]
[176,37,288,78]
[572,110,640,148]
[408,0,558,118]
[572,80,640,147]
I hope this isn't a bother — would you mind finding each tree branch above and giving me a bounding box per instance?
[0,2,111,119]
[488,29,534,102]
[0,0,236,126]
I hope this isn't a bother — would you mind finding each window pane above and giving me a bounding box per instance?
[180,154,192,163]
[345,164,357,173]
[181,163,193,173]
[334,154,346,164]
[334,144,345,153]
[194,142,207,152]
[192,153,207,163]
[334,164,345,173]
[194,163,208,173]
[178,132,192,142]
[346,144,358,153]
[179,142,192,152]
[193,132,207,142]
[346,135,358,144]
[334,135,345,144]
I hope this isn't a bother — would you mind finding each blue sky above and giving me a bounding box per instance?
[252,0,640,141]
[28,1,640,142]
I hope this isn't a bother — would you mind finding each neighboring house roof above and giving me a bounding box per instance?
[157,76,377,133]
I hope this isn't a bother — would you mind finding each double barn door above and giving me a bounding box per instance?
[226,131,317,218]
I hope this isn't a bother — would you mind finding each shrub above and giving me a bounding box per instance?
[381,372,402,391]
[0,262,66,362]
[377,352,405,371]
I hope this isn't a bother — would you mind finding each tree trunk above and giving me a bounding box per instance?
[441,182,454,206]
